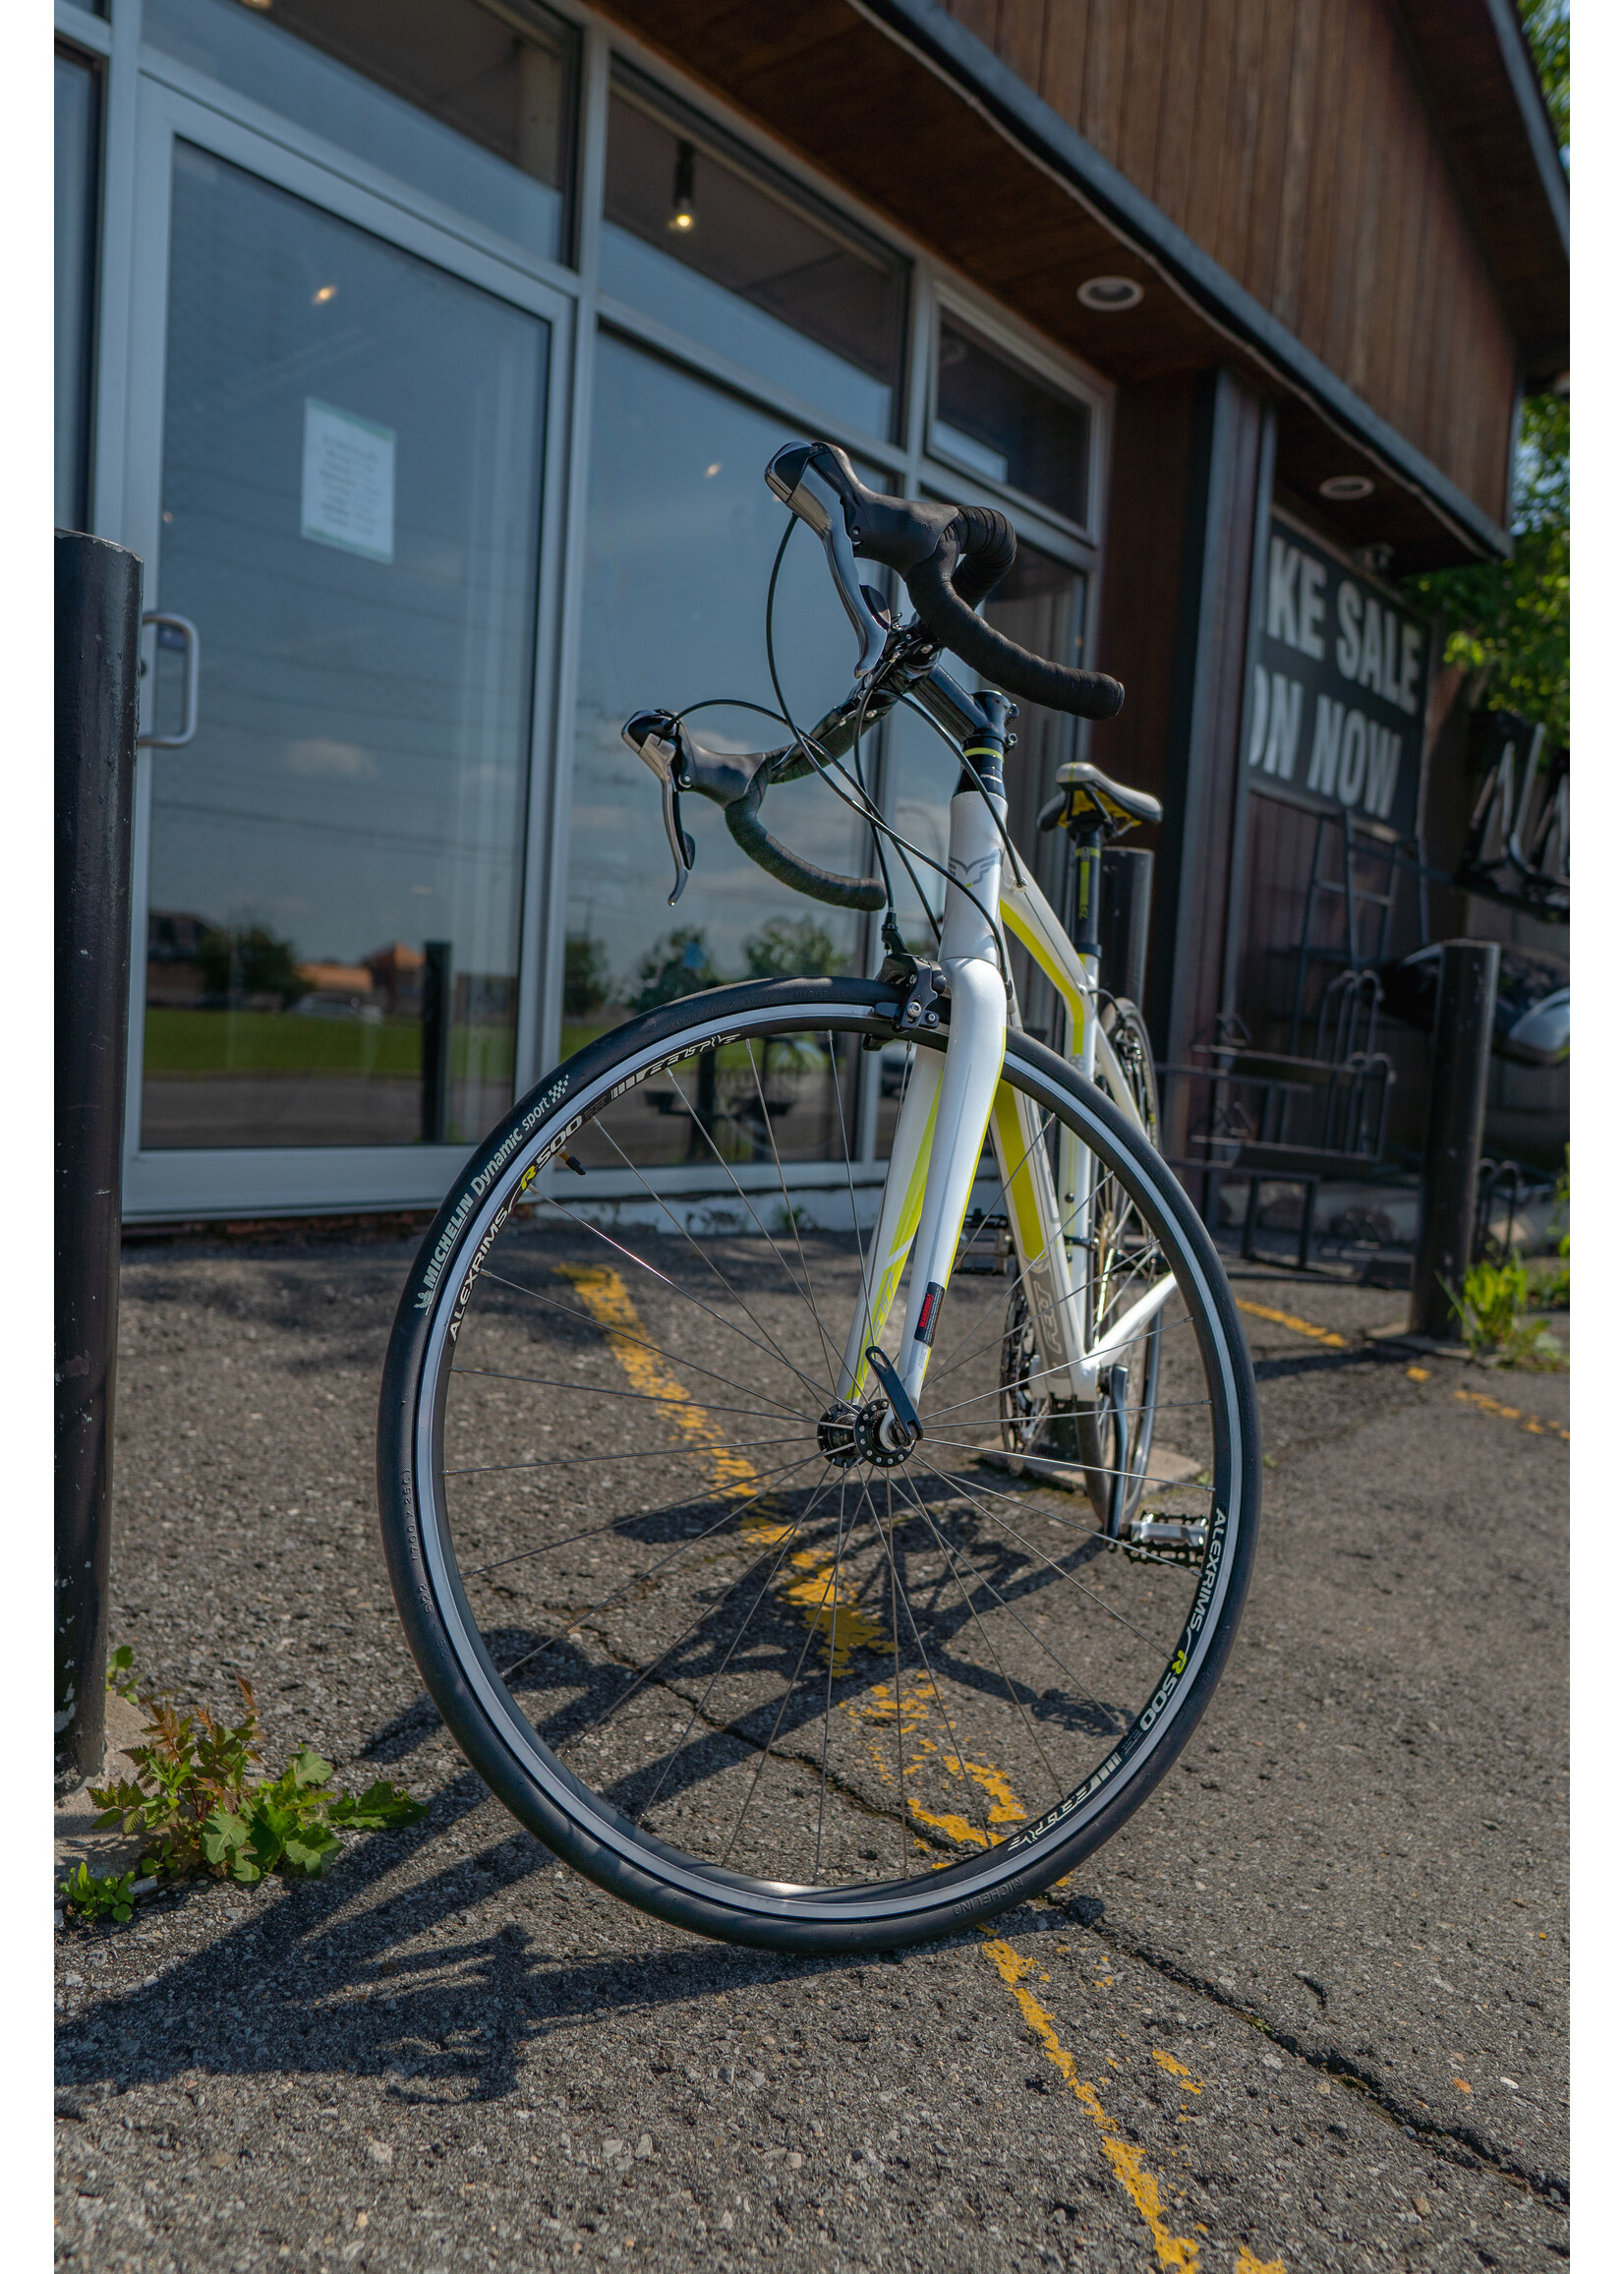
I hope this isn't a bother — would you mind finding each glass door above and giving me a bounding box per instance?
[122,83,569,1215]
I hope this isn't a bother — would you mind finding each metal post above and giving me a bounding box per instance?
[1098,846,1154,1007]
[56,531,143,1785]
[421,940,451,1144]
[1409,940,1500,1340]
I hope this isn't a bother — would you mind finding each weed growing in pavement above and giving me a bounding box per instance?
[58,1861,139,1925]
[1450,1256,1565,1367]
[58,1649,426,1926]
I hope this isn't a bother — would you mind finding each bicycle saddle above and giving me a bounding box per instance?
[1040,762,1162,835]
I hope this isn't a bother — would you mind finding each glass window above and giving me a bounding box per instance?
[601,74,906,440]
[144,0,576,263]
[931,317,1090,526]
[564,332,878,1169]
[55,48,99,530]
[141,146,550,1152]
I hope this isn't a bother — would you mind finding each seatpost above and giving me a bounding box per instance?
[1071,821,1104,963]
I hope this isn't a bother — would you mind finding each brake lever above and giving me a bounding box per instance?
[622,711,696,905]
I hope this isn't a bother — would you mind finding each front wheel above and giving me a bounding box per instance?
[377,977,1259,1953]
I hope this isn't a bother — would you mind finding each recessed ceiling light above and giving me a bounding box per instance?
[237,0,274,12]
[1077,276,1143,312]
[1319,474,1374,500]
[312,284,338,306]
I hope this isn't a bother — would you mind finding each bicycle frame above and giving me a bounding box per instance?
[839,783,1178,1421]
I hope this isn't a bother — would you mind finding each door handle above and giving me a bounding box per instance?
[137,612,201,748]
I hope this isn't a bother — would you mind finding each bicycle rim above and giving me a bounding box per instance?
[377,977,1259,1953]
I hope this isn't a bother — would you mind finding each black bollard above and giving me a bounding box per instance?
[421,940,451,1145]
[56,531,143,1786]
[1409,940,1500,1341]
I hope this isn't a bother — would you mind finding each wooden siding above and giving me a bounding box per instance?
[945,0,1519,525]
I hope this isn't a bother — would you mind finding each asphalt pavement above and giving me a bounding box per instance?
[55,1227,1569,2273]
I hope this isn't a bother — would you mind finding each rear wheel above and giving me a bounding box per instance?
[377,977,1258,1953]
[1000,996,1163,1531]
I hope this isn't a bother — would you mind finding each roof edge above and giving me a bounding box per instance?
[854,0,1515,560]
[1478,0,1570,252]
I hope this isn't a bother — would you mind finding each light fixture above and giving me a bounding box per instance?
[667,142,697,234]
[1319,473,1373,500]
[1077,275,1143,312]
[312,283,338,306]
[237,0,274,12]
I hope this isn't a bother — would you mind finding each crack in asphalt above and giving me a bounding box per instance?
[1044,1897,1570,2208]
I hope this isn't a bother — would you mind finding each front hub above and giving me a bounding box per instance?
[818,1397,913,1469]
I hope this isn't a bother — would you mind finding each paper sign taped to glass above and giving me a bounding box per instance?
[301,397,395,563]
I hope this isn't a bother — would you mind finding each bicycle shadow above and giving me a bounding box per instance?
[54,1732,1063,2111]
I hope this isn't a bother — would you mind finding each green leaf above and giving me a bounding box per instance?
[283,1826,341,1877]
[329,1780,427,1830]
[289,1747,334,1791]
[201,1806,250,1861]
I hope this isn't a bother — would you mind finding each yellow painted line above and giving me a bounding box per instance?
[1234,1299,1346,1349]
[841,1669,1027,1849]
[982,1935,1203,2273]
[557,1262,885,1672]
[842,1665,1286,2272]
[1152,2048,1202,2094]
[1454,1386,1569,1441]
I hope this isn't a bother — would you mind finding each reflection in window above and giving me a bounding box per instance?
[565,333,877,1169]
[145,0,576,262]
[55,48,99,531]
[142,147,549,1151]
[602,75,907,439]
[931,318,1089,526]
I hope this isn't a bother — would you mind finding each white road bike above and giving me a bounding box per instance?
[378,442,1261,1953]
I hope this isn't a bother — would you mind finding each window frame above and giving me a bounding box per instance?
[89,0,1116,1216]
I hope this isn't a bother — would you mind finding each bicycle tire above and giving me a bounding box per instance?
[377,976,1259,1953]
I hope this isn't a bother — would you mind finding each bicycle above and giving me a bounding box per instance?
[377,440,1260,1953]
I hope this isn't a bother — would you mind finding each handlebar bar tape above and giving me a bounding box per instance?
[899,530,1124,721]
[724,766,886,913]
[770,441,1126,724]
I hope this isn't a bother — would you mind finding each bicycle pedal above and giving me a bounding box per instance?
[1117,1515,1209,1568]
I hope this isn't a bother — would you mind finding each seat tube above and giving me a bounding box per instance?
[1062,823,1104,1295]
[894,699,1015,1408]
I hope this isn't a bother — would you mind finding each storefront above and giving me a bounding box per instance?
[56,0,1566,1221]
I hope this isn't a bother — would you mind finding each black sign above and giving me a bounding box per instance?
[1456,710,1568,923]
[1245,518,1429,840]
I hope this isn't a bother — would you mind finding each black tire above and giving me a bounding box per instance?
[377,977,1259,1953]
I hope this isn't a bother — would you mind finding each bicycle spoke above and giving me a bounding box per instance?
[893,1469,1067,1806]
[911,1452,1174,1659]
[477,1269,813,1425]
[458,1447,821,1581]
[451,1363,795,1427]
[533,1196,832,1408]
[596,1099,843,1398]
